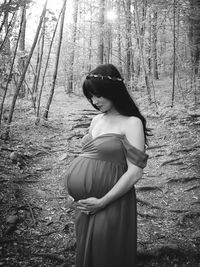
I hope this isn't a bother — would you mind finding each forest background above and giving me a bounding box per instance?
[0,0,200,266]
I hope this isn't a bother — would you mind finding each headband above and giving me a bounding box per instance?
[86,74,124,82]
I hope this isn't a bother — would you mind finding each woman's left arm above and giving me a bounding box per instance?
[77,117,145,214]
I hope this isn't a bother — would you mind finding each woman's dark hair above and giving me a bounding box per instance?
[82,64,150,145]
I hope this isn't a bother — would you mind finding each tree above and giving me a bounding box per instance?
[66,0,79,94]
[152,10,159,80]
[188,0,200,75]
[0,2,25,127]
[123,0,132,83]
[43,0,67,120]
[17,1,27,98]
[5,0,48,136]
[133,0,151,103]
[97,0,105,64]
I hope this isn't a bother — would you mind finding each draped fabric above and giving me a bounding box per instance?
[65,133,148,267]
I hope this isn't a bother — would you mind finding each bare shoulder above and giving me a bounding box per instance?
[89,114,103,131]
[124,116,145,151]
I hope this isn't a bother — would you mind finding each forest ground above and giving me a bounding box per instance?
[0,79,200,267]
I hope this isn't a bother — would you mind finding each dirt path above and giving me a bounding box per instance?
[0,87,200,266]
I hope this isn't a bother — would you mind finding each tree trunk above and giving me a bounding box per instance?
[0,0,12,34]
[117,0,122,74]
[122,0,132,83]
[66,0,78,94]
[188,0,200,75]
[36,10,62,122]
[88,0,93,72]
[34,19,45,113]
[97,0,105,64]
[152,10,159,80]
[43,0,67,120]
[171,0,176,107]
[134,0,151,102]
[18,2,26,98]
[0,4,25,127]
[0,10,15,54]
[147,13,152,75]
[6,0,48,131]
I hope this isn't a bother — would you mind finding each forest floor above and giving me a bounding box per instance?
[0,81,200,267]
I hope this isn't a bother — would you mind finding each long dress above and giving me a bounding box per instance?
[65,133,148,267]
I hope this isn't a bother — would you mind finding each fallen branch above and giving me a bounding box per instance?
[67,134,83,141]
[36,230,58,237]
[137,212,158,219]
[32,253,65,262]
[28,204,37,227]
[136,185,163,192]
[13,179,38,184]
[167,176,199,184]
[137,197,161,209]
[161,157,183,166]
[184,185,200,192]
[72,123,90,129]
[147,145,166,150]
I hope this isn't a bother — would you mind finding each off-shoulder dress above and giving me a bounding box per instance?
[65,133,148,267]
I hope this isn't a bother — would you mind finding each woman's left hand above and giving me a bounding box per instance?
[76,197,104,215]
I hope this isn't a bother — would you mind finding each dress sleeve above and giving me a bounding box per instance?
[122,137,149,169]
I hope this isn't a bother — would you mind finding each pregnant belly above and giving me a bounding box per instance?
[65,157,124,201]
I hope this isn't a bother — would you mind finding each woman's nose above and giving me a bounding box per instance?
[92,97,99,105]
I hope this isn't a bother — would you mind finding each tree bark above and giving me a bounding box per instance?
[171,0,176,107]
[66,0,78,94]
[134,0,151,102]
[43,0,67,120]
[117,0,122,74]
[97,0,105,64]
[18,2,26,98]
[125,0,132,83]
[6,0,48,130]
[152,10,159,80]
[36,10,62,122]
[188,0,200,75]
[0,3,25,127]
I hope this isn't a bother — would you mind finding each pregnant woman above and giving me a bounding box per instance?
[65,64,149,267]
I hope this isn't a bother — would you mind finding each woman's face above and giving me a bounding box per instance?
[91,95,114,113]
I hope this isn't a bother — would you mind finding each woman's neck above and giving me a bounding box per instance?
[104,108,120,117]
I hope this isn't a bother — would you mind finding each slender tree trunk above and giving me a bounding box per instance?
[88,0,93,72]
[126,0,132,83]
[36,10,62,122]
[117,0,122,73]
[147,13,152,75]
[31,40,41,109]
[0,4,25,127]
[0,0,12,34]
[66,0,78,94]
[152,10,159,79]
[98,0,105,64]
[134,0,151,102]
[18,2,26,98]
[32,21,45,108]
[0,10,15,53]
[171,0,176,107]
[123,0,132,83]
[34,19,45,112]
[43,0,67,120]
[6,0,48,132]
[188,0,200,75]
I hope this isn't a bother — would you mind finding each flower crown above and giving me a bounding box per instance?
[86,74,124,82]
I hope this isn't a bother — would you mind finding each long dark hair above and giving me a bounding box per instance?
[82,64,150,145]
